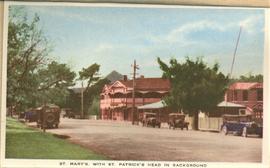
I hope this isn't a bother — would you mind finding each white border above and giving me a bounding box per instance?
[1,1,269,168]
[262,8,270,167]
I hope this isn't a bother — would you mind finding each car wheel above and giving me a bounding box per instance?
[221,126,228,135]
[242,127,247,137]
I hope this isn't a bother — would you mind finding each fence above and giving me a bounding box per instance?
[198,116,223,131]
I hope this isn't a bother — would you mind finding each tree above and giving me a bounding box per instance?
[7,7,51,113]
[7,7,76,114]
[158,57,229,130]
[37,61,76,106]
[79,63,100,92]
[231,73,263,83]
[88,96,100,117]
[78,63,100,117]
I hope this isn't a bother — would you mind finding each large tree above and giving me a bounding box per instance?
[37,61,76,107]
[7,7,50,112]
[78,63,101,118]
[7,7,76,113]
[158,57,229,130]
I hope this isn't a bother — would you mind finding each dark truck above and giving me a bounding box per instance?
[220,114,263,138]
[168,113,189,130]
[141,112,161,128]
[62,108,75,119]
[36,104,60,129]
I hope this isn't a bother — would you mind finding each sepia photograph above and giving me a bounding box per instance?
[0,1,269,168]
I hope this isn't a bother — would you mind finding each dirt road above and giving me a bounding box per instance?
[43,118,261,162]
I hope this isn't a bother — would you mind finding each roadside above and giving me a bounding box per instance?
[44,118,262,162]
[5,117,107,160]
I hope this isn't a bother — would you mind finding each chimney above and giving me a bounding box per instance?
[123,75,127,81]
[140,75,144,79]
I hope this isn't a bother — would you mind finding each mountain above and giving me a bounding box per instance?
[105,70,124,83]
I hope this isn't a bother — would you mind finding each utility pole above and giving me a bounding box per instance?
[132,60,139,125]
[229,26,242,79]
[81,81,84,119]
[43,102,46,133]
[225,26,242,114]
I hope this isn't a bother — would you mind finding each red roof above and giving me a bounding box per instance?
[229,82,263,90]
[119,78,170,91]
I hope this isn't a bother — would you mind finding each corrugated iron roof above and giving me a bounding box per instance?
[217,101,245,108]
[229,82,262,90]
[137,100,167,109]
[119,78,170,91]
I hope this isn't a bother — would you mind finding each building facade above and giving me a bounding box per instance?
[224,82,263,119]
[100,76,170,121]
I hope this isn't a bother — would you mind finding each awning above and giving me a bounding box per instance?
[217,101,245,108]
[137,100,167,109]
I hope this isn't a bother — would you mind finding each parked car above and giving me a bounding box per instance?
[220,114,263,138]
[168,113,189,130]
[36,104,60,129]
[62,108,75,119]
[25,109,38,122]
[141,112,161,128]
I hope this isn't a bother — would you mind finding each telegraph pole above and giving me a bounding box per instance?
[229,26,242,79]
[81,81,84,119]
[132,60,139,125]
[225,26,242,114]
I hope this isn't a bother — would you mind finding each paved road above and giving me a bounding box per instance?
[43,118,261,162]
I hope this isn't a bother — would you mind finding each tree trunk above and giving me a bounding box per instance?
[194,111,199,130]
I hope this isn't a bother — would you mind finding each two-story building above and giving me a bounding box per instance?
[100,76,170,121]
[224,82,263,119]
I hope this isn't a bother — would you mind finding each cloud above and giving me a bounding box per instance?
[150,20,225,44]
[94,43,114,53]
[239,15,263,34]
[150,14,263,45]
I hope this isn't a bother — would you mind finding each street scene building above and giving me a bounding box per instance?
[224,82,263,119]
[100,76,170,121]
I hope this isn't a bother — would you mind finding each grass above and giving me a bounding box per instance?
[6,117,107,160]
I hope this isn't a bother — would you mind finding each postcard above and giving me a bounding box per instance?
[0,1,269,168]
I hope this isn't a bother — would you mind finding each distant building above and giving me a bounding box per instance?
[100,76,170,121]
[224,82,263,119]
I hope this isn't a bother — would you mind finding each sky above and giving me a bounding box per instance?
[12,5,265,80]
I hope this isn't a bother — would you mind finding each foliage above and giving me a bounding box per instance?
[6,117,106,159]
[76,64,108,117]
[37,61,76,106]
[88,96,100,116]
[79,63,100,92]
[7,7,76,112]
[158,57,229,129]
[230,73,263,83]
[7,7,50,110]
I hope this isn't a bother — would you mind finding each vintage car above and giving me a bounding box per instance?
[24,109,38,122]
[141,112,161,128]
[168,113,189,130]
[220,114,263,137]
[36,104,60,129]
[62,108,75,119]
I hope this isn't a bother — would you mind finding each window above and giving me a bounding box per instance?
[257,89,263,101]
[243,90,248,101]
[255,111,263,119]
[239,109,246,115]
